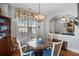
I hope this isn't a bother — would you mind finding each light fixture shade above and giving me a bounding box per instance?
[34,14,45,22]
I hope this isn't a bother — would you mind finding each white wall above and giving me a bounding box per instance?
[49,20,55,33]
[0,4,9,16]
[55,19,66,34]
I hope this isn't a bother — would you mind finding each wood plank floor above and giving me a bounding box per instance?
[12,49,79,56]
[12,49,20,56]
[60,50,79,56]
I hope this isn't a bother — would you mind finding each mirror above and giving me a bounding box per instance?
[49,15,78,36]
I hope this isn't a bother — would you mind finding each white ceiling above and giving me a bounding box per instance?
[9,3,77,17]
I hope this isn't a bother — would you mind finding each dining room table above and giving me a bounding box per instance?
[27,37,53,56]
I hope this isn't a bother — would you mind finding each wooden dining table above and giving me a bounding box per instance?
[27,37,53,56]
[28,37,52,50]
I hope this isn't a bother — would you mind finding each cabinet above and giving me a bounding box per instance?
[0,16,12,56]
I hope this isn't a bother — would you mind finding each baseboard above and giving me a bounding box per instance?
[67,48,79,54]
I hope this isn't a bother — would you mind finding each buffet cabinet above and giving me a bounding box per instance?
[0,16,12,56]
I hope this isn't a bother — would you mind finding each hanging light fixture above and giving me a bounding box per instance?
[34,3,45,22]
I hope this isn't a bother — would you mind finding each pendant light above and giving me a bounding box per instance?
[34,3,45,22]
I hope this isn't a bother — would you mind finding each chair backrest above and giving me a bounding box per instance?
[48,33,53,41]
[51,41,63,56]
[16,38,33,56]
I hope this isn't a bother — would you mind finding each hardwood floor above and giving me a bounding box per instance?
[60,50,79,56]
[12,49,20,56]
[12,49,79,56]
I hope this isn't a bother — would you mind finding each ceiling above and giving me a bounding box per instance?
[9,3,77,18]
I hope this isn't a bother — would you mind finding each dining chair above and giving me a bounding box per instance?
[48,33,53,41]
[43,41,63,56]
[46,33,53,49]
[16,38,34,56]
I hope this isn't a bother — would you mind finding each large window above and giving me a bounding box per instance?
[16,17,37,45]
[9,7,38,46]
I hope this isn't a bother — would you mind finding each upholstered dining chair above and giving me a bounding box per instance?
[43,41,63,56]
[16,38,34,56]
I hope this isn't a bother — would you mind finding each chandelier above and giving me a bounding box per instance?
[34,3,45,22]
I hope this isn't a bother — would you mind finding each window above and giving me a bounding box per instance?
[17,18,37,43]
